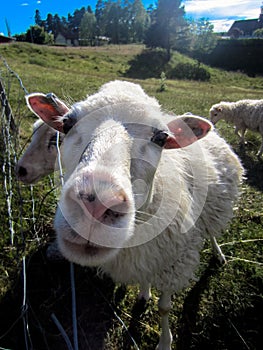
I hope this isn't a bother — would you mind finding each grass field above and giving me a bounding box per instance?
[0,42,262,350]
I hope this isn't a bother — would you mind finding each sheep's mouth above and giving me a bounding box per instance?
[63,237,113,257]
[84,240,107,256]
[17,172,43,185]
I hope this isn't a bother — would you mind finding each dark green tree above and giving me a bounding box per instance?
[95,0,106,36]
[34,9,42,27]
[43,13,64,39]
[45,13,54,33]
[87,5,93,14]
[188,18,218,60]
[144,0,187,60]
[103,1,122,44]
[25,25,53,44]
[129,0,150,42]
[79,11,97,46]
[253,28,263,38]
[68,7,86,43]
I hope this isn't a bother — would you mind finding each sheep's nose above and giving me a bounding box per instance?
[17,165,27,178]
[79,190,128,221]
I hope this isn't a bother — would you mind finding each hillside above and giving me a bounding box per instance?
[0,43,262,350]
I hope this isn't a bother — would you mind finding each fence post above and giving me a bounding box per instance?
[0,78,16,131]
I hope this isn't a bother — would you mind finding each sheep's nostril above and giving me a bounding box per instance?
[17,166,27,177]
[79,192,96,202]
[78,190,128,220]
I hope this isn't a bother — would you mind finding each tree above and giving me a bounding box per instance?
[188,18,218,60]
[45,13,54,33]
[144,0,187,60]
[34,9,42,27]
[253,28,263,38]
[103,0,123,44]
[129,0,150,42]
[67,7,86,44]
[87,5,93,14]
[25,25,53,44]
[96,0,148,44]
[95,0,106,36]
[79,11,97,46]
[43,13,63,38]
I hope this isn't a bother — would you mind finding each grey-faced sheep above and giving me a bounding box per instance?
[209,99,263,158]
[16,120,64,184]
[24,81,244,349]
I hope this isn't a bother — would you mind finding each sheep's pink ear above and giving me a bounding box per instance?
[165,115,213,149]
[25,93,70,132]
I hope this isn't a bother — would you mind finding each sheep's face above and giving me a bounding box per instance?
[55,106,177,266]
[17,92,69,184]
[56,119,136,265]
[25,86,212,267]
[209,105,224,124]
[16,120,63,184]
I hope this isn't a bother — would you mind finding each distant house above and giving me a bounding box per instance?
[228,4,263,38]
[0,34,14,44]
[55,33,79,46]
[54,33,67,46]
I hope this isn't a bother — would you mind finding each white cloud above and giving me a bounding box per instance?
[37,1,41,4]
[184,0,261,20]
[210,19,234,32]
[183,0,262,31]
[21,3,29,6]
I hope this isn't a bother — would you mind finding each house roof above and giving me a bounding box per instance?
[228,18,262,36]
[0,34,14,43]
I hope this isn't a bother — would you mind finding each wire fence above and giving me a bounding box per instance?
[0,57,81,350]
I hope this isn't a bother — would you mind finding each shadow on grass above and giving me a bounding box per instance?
[234,143,263,191]
[122,297,149,349]
[176,256,221,350]
[0,245,116,350]
[124,49,169,79]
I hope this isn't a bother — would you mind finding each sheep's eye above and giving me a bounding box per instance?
[151,129,168,147]
[48,134,61,149]
[63,116,77,134]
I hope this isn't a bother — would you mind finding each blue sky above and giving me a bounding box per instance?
[1,0,262,36]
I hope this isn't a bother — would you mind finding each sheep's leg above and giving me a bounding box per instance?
[138,282,152,301]
[239,128,246,144]
[256,138,263,158]
[156,292,173,350]
[210,236,226,264]
[235,127,246,144]
[234,126,240,138]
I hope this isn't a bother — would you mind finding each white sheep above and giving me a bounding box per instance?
[209,99,263,157]
[25,81,244,350]
[21,81,227,263]
[17,81,160,183]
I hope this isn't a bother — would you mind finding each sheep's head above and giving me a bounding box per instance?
[16,93,69,183]
[209,104,224,124]
[25,89,212,266]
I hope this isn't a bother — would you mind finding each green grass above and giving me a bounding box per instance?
[0,42,262,350]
